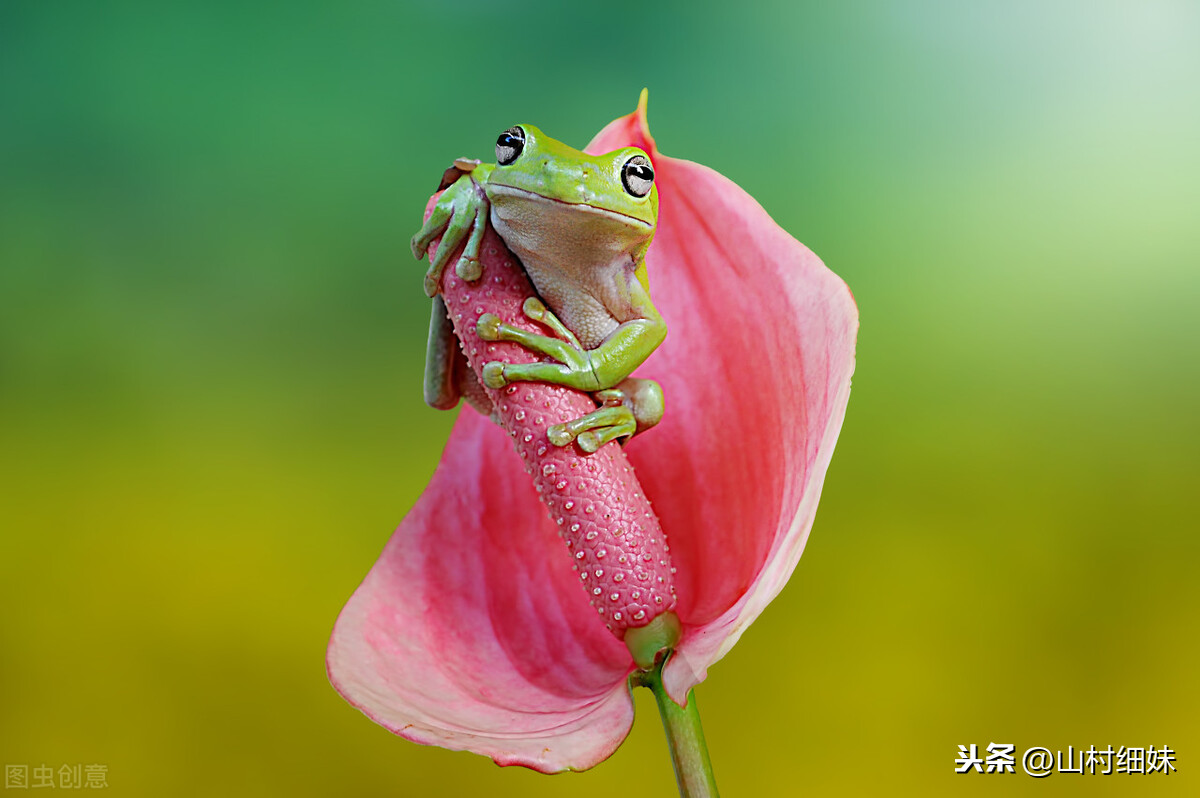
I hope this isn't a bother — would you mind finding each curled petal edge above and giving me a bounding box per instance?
[327,414,638,772]
[587,95,859,706]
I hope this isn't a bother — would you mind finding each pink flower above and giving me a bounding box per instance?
[327,97,858,773]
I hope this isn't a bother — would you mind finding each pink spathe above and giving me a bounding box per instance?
[327,97,858,773]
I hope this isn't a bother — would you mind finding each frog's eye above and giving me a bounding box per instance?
[622,155,654,198]
[496,126,525,166]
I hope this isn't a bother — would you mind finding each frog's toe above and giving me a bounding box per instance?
[521,297,548,321]
[455,254,482,282]
[594,388,626,406]
[548,405,636,453]
[520,296,582,348]
[576,430,601,453]
[547,423,577,447]
[576,422,635,453]
[423,271,441,298]
[476,313,502,341]
[481,361,507,389]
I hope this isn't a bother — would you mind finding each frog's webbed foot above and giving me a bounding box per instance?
[410,168,489,297]
[548,404,637,453]
[547,378,665,453]
[476,298,600,391]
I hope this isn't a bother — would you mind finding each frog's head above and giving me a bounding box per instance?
[484,124,657,258]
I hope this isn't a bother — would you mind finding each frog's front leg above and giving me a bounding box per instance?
[477,298,665,391]
[410,166,492,297]
[477,298,665,452]
[476,298,602,391]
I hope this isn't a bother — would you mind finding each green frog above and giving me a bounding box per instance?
[411,123,666,453]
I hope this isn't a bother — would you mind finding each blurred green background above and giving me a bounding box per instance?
[2,1,1196,795]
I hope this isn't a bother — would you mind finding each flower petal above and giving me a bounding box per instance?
[327,410,636,772]
[588,96,859,703]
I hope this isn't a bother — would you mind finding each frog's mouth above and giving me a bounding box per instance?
[487,185,653,229]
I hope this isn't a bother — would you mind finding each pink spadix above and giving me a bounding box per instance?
[423,199,677,637]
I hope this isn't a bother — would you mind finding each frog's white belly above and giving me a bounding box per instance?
[521,260,621,349]
[489,193,646,350]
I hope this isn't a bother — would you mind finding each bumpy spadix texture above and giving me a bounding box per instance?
[431,223,677,632]
[327,98,858,773]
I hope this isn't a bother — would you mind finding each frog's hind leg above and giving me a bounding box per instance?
[424,295,496,420]
[548,405,637,453]
[548,377,664,454]
[455,347,496,421]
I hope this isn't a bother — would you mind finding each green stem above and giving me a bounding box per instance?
[634,657,720,798]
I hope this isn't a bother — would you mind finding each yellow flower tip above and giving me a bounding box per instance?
[629,87,656,154]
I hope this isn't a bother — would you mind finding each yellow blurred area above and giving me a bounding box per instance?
[1,1,1197,795]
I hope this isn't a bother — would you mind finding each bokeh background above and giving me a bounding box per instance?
[2,1,1197,795]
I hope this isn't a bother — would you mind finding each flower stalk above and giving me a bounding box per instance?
[633,655,720,798]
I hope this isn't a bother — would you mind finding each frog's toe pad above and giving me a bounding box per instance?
[521,296,547,320]
[547,423,576,447]
[476,314,502,341]
[576,431,601,453]
[481,361,507,389]
[423,273,440,298]
[456,255,482,282]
